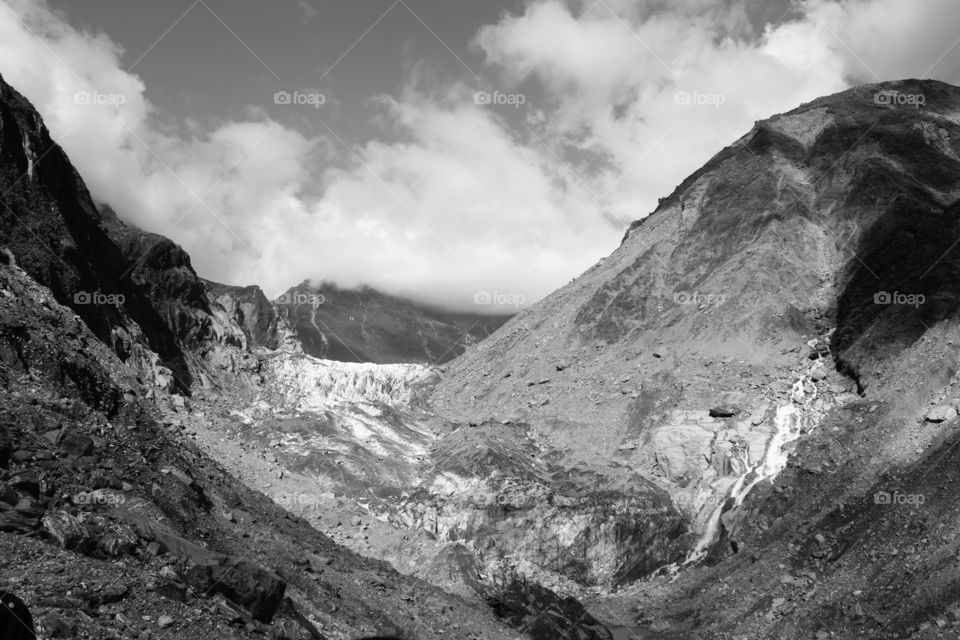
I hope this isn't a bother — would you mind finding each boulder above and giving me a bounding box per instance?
[58,432,94,458]
[709,405,741,418]
[41,511,94,553]
[926,405,957,423]
[121,510,285,622]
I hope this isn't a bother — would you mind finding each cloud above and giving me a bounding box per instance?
[0,0,958,313]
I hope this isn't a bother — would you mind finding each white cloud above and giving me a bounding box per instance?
[0,0,958,312]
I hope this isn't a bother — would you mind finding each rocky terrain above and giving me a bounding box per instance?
[0,73,526,639]
[431,78,960,638]
[6,65,960,640]
[275,282,511,365]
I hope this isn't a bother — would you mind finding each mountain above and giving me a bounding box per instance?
[7,62,960,640]
[274,282,512,364]
[0,72,519,639]
[432,79,960,638]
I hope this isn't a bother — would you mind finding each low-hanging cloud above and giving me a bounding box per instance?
[1,0,958,312]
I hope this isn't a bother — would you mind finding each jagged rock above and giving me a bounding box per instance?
[41,511,94,553]
[926,405,957,423]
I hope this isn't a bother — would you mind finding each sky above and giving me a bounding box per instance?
[0,0,959,312]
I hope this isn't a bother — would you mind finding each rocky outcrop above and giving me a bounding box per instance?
[0,74,276,395]
[204,280,279,350]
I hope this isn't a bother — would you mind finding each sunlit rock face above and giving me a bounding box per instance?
[431,79,960,558]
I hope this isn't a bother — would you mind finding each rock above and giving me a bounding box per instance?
[709,405,740,418]
[59,432,94,458]
[192,558,287,623]
[159,466,193,486]
[926,405,957,423]
[157,615,175,629]
[39,611,75,638]
[41,511,94,553]
[617,443,637,451]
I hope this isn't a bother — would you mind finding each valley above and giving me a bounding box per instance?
[4,69,960,639]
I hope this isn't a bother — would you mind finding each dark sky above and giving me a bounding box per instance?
[47,0,527,141]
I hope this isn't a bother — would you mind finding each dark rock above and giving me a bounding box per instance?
[59,432,93,458]
[709,405,741,418]
[487,579,613,640]
[0,511,39,533]
[206,558,286,624]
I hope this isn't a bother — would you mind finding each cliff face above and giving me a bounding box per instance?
[204,280,280,350]
[0,75,240,392]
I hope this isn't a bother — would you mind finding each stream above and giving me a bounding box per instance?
[681,359,823,567]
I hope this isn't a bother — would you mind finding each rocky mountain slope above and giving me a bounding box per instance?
[0,72,527,640]
[275,282,511,364]
[430,79,960,638]
[8,62,960,640]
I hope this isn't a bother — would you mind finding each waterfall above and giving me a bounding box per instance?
[679,362,822,567]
